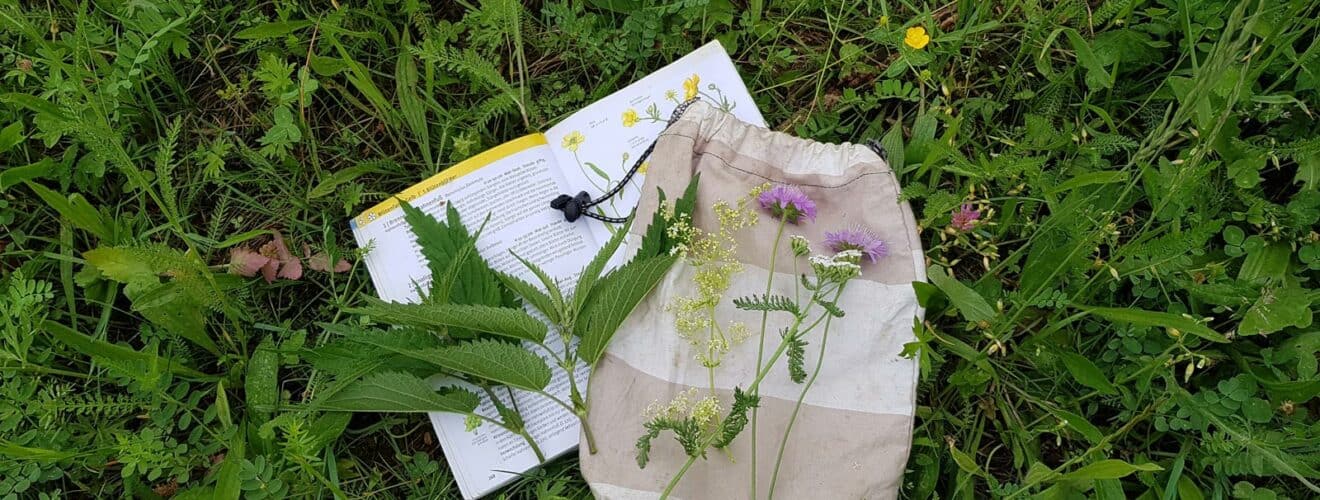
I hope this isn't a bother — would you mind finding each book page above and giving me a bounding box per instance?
[349,134,597,499]
[544,40,766,248]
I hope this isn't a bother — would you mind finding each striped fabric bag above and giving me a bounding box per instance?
[581,100,925,499]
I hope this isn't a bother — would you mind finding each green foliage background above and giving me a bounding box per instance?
[1,0,1318,498]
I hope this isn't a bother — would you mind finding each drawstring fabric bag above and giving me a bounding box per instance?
[580,100,925,499]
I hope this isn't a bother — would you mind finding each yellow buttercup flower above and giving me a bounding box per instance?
[683,74,700,100]
[904,26,930,50]
[622,108,639,127]
[562,131,585,152]
[638,161,650,175]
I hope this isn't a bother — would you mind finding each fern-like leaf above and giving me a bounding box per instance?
[732,294,799,315]
[711,387,760,449]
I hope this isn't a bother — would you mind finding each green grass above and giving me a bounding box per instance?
[2,0,1318,498]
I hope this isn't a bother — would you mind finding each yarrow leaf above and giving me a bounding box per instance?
[711,387,760,449]
[732,294,799,315]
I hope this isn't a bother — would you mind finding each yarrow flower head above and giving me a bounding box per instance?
[809,253,862,283]
[825,227,887,263]
[757,185,817,224]
[790,235,811,257]
[950,204,981,232]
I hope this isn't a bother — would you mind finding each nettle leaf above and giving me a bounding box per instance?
[349,299,546,343]
[401,202,508,309]
[414,340,551,392]
[497,269,561,324]
[927,266,995,322]
[1059,351,1118,395]
[573,216,633,316]
[575,254,679,366]
[1238,285,1313,335]
[318,372,479,414]
[1086,306,1229,343]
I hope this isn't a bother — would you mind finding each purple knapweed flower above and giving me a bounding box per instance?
[757,185,817,224]
[950,204,981,232]
[825,228,888,263]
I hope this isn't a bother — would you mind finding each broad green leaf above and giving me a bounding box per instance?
[1046,171,1129,195]
[412,340,552,392]
[927,266,995,322]
[0,158,54,191]
[1059,351,1118,395]
[0,438,76,461]
[1086,306,1229,343]
[350,300,546,344]
[214,436,244,500]
[1238,242,1290,282]
[573,216,633,316]
[880,120,906,172]
[83,246,223,354]
[1052,408,1104,444]
[307,412,352,454]
[0,121,23,153]
[948,442,989,478]
[1238,285,1312,335]
[575,255,678,365]
[246,337,280,420]
[1064,28,1113,89]
[42,320,207,378]
[27,182,111,240]
[318,372,479,414]
[1060,459,1162,481]
[309,161,391,199]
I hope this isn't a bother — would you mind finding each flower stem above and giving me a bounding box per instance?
[750,218,787,497]
[767,285,845,498]
[660,453,700,499]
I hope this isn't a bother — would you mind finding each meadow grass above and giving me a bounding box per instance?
[1,1,1318,498]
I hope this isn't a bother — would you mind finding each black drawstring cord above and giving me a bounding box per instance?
[551,98,699,224]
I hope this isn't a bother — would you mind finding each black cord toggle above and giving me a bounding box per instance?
[550,97,699,225]
[549,191,594,222]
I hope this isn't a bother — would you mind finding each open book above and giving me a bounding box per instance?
[349,40,764,499]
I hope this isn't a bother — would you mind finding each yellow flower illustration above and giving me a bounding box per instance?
[904,26,930,50]
[683,74,700,100]
[638,161,650,175]
[665,89,677,101]
[562,131,585,152]
[622,108,639,127]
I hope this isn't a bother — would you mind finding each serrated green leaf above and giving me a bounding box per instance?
[927,266,995,322]
[573,216,633,316]
[413,340,552,392]
[497,270,561,324]
[1086,306,1229,343]
[575,255,678,366]
[318,372,480,414]
[351,300,546,343]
